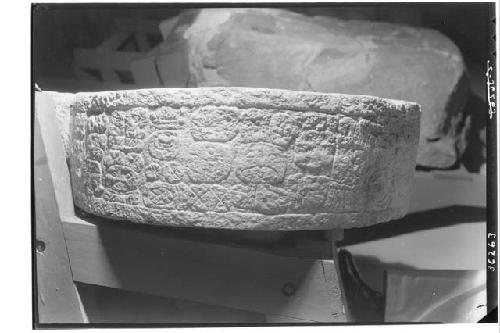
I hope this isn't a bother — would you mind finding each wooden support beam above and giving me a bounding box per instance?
[62,217,346,323]
[72,67,98,81]
[134,33,152,52]
[73,48,143,72]
[114,18,163,35]
[159,16,180,40]
[155,48,190,87]
[129,55,162,87]
[97,31,131,51]
[34,92,87,324]
[129,39,190,88]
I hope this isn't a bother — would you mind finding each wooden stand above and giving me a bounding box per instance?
[34,91,348,324]
[72,18,163,89]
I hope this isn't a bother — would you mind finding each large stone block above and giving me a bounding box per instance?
[162,8,466,169]
[69,87,420,230]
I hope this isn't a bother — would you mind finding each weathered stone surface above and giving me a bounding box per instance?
[163,8,466,169]
[69,87,420,230]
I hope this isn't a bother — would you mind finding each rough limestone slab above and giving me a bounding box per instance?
[162,8,467,169]
[69,87,420,230]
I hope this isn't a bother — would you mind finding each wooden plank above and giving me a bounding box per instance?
[34,92,87,324]
[410,171,486,213]
[95,31,136,83]
[97,31,131,51]
[130,55,163,87]
[170,299,266,323]
[114,18,163,34]
[264,314,311,323]
[327,231,350,322]
[73,48,143,72]
[159,16,180,40]
[62,217,346,323]
[72,67,98,81]
[129,38,186,87]
[35,92,76,220]
[134,33,151,52]
[100,71,121,84]
[156,43,190,87]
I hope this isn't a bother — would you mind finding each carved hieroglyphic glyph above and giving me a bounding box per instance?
[69,87,420,230]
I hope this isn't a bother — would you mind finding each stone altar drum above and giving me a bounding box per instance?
[69,87,420,230]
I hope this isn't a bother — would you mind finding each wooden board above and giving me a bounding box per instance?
[155,43,190,87]
[34,92,87,324]
[114,18,162,35]
[62,217,346,323]
[129,39,189,88]
[73,49,142,73]
[97,31,131,52]
[129,55,163,87]
[159,17,180,40]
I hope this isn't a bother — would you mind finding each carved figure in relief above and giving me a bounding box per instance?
[72,114,86,140]
[149,106,183,130]
[86,174,104,197]
[294,151,333,174]
[300,114,324,130]
[87,160,102,174]
[141,183,178,209]
[286,174,328,211]
[268,113,299,147]
[295,130,336,154]
[144,163,161,182]
[190,106,239,142]
[186,143,233,183]
[144,162,185,183]
[325,184,363,211]
[87,146,104,162]
[331,148,370,187]
[235,143,287,184]
[104,164,141,193]
[232,184,290,215]
[86,114,108,134]
[106,110,149,150]
[293,128,336,175]
[146,130,179,161]
[87,133,107,151]
[103,150,145,172]
[102,190,141,205]
[364,157,393,210]
[180,184,232,213]
[239,109,272,144]
[161,162,185,183]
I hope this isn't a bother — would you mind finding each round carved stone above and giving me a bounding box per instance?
[69,87,420,230]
